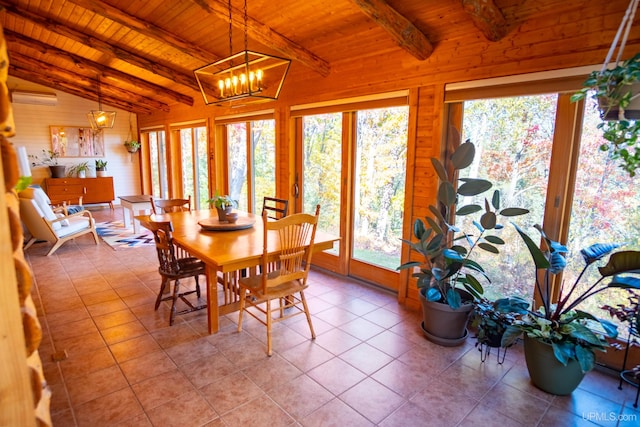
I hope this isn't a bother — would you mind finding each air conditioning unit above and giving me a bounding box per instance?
[11,90,58,106]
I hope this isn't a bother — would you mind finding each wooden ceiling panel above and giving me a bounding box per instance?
[3,0,633,114]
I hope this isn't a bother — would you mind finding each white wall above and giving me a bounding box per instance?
[7,76,141,205]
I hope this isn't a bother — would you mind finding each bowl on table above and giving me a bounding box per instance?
[225,212,238,224]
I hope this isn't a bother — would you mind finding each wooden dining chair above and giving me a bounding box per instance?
[140,217,207,326]
[151,196,191,214]
[262,196,289,220]
[237,204,320,356]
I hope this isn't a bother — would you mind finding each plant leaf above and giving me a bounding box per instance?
[430,157,448,182]
[480,211,497,229]
[580,243,623,265]
[552,342,573,366]
[456,204,482,215]
[548,252,567,274]
[426,287,442,302]
[446,288,462,309]
[598,251,640,276]
[501,325,522,347]
[458,178,492,196]
[491,190,500,210]
[499,207,530,217]
[451,141,475,170]
[425,216,443,235]
[397,261,421,271]
[478,242,499,254]
[609,275,640,290]
[438,181,456,206]
[484,235,505,245]
[575,345,596,373]
[513,224,550,269]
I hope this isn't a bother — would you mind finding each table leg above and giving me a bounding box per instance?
[131,208,140,234]
[206,265,220,334]
[122,204,132,228]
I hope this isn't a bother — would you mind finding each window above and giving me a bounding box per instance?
[179,126,209,209]
[145,129,167,198]
[225,119,276,213]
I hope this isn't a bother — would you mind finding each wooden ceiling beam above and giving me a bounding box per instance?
[4,30,193,106]
[350,0,433,60]
[462,0,508,42]
[9,65,154,114]
[10,52,170,112]
[190,0,331,77]
[68,0,216,63]
[0,1,201,92]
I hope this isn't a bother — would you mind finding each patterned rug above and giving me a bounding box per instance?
[95,220,154,250]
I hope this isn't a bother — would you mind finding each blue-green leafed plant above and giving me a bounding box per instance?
[502,224,640,372]
[397,137,529,309]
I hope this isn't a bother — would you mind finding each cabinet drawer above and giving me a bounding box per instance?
[46,185,84,197]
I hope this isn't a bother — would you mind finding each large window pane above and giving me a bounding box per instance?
[147,130,167,198]
[564,95,640,335]
[461,95,557,300]
[227,123,248,211]
[353,106,408,270]
[195,127,209,209]
[302,113,342,255]
[252,120,276,210]
[180,128,194,201]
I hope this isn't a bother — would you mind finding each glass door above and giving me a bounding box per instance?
[179,126,209,209]
[145,129,168,198]
[299,106,409,290]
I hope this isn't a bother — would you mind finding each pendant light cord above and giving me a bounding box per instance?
[601,0,639,73]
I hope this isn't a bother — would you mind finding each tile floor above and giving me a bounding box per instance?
[24,207,640,427]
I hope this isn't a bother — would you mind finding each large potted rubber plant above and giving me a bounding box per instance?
[398,135,529,346]
[502,224,640,395]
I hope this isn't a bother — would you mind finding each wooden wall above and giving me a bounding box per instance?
[135,0,640,306]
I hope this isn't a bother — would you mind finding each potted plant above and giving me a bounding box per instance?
[502,224,640,395]
[124,140,141,153]
[397,136,529,346]
[30,149,65,178]
[67,161,91,178]
[95,159,108,177]
[571,52,640,177]
[471,296,529,363]
[206,193,236,221]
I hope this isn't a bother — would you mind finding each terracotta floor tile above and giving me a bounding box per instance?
[408,378,478,426]
[109,334,162,363]
[280,340,335,372]
[151,322,202,349]
[537,405,601,427]
[338,297,379,316]
[458,402,524,427]
[200,371,265,414]
[86,298,130,317]
[65,365,129,406]
[308,357,366,395]
[340,377,405,424]
[361,307,403,329]
[119,350,177,385]
[146,389,218,427]
[268,374,333,419]
[131,369,196,411]
[339,317,386,341]
[100,319,149,345]
[366,330,415,358]
[480,382,551,426]
[93,308,138,330]
[45,306,91,327]
[315,327,362,355]
[340,342,395,375]
[221,394,294,427]
[49,317,98,342]
[54,330,107,356]
[80,289,121,306]
[552,386,626,423]
[59,346,116,380]
[314,306,360,327]
[164,336,219,366]
[241,353,303,391]
[303,398,374,427]
[73,387,144,427]
[378,401,443,427]
[180,352,237,388]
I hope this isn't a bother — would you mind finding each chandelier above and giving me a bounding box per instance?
[194,0,290,106]
[87,75,116,129]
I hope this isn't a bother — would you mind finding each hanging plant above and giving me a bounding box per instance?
[570,0,640,177]
[124,140,140,153]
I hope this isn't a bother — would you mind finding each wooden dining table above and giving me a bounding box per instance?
[137,209,339,334]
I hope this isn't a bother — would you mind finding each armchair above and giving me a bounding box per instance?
[19,187,99,256]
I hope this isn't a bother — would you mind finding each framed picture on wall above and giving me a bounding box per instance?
[50,126,105,157]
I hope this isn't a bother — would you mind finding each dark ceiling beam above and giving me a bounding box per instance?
[0,0,201,92]
[10,52,170,112]
[4,30,193,106]
[462,0,508,42]
[190,0,331,77]
[68,0,216,63]
[9,65,154,114]
[350,0,433,60]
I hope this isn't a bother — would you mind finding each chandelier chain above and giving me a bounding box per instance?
[244,0,248,51]
[227,0,233,57]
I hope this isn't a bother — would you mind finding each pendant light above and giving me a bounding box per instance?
[87,75,116,129]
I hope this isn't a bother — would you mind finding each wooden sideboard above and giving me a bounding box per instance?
[45,177,115,209]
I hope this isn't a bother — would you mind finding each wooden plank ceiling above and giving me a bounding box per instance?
[0,0,509,114]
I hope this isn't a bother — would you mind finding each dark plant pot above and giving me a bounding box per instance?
[216,206,233,221]
[523,335,585,395]
[479,328,504,348]
[49,165,66,178]
[419,288,473,346]
[599,83,640,120]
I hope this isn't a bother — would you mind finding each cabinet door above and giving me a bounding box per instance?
[45,178,85,204]
[84,177,114,204]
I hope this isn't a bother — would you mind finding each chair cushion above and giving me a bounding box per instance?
[21,187,61,231]
[56,217,94,238]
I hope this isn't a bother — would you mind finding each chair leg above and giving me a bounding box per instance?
[300,290,316,339]
[170,279,180,326]
[195,274,201,298]
[266,299,273,356]
[237,288,246,332]
[155,278,170,310]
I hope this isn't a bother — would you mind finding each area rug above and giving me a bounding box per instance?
[95,220,154,250]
